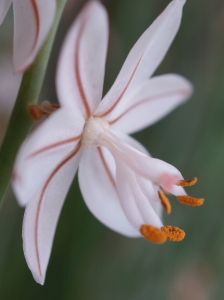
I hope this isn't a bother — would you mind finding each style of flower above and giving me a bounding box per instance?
[12,0,203,285]
[0,0,56,72]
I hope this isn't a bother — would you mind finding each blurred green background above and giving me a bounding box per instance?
[0,0,223,299]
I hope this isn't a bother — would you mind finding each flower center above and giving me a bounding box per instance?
[81,116,110,148]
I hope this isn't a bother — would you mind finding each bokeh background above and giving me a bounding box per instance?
[0,0,223,299]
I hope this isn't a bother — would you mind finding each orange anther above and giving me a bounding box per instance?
[140,224,167,244]
[177,177,197,187]
[161,226,185,241]
[177,195,204,206]
[158,190,171,214]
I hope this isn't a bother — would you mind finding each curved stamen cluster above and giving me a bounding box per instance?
[80,117,204,244]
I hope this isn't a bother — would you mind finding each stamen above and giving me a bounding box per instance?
[177,177,197,187]
[177,195,204,206]
[29,100,60,120]
[140,224,167,244]
[158,190,171,214]
[161,226,185,241]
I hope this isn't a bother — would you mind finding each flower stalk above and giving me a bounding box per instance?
[0,0,67,210]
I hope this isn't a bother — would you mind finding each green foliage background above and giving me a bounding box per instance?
[0,0,223,299]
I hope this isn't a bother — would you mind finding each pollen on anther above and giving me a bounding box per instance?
[140,224,167,244]
[161,226,185,241]
[177,177,197,187]
[158,190,171,214]
[177,195,204,206]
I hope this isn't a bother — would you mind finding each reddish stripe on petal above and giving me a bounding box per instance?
[97,147,116,189]
[27,135,82,159]
[97,56,143,118]
[109,89,189,125]
[17,0,40,72]
[35,143,81,279]
[30,0,40,52]
[75,6,92,119]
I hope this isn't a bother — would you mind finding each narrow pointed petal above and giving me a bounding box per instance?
[22,149,81,284]
[95,0,186,118]
[115,157,163,230]
[110,131,163,217]
[171,184,186,196]
[79,147,140,237]
[12,0,56,72]
[108,74,193,133]
[56,1,108,118]
[102,130,183,186]
[12,108,84,206]
[0,0,11,25]
[113,132,168,216]
[113,129,149,155]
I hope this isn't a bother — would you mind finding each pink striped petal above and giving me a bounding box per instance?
[0,0,11,25]
[12,0,56,72]
[12,108,84,206]
[115,156,163,230]
[79,146,140,237]
[108,74,193,133]
[94,0,186,118]
[113,131,163,217]
[22,147,81,284]
[56,1,108,118]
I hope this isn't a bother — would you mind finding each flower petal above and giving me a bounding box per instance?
[12,108,84,206]
[115,157,163,230]
[12,0,56,72]
[22,148,81,284]
[108,74,193,133]
[78,147,140,237]
[0,0,11,25]
[111,131,168,217]
[56,1,108,118]
[112,129,149,155]
[101,130,183,187]
[94,0,186,118]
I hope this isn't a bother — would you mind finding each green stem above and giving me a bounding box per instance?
[0,0,67,209]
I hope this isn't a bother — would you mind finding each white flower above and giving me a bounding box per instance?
[12,0,203,285]
[0,0,56,71]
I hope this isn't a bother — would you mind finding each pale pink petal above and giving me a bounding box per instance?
[0,0,11,25]
[112,131,170,216]
[170,184,186,196]
[56,1,108,118]
[101,130,183,186]
[78,147,140,237]
[107,74,193,133]
[112,129,149,155]
[94,0,186,118]
[115,157,163,229]
[22,148,81,284]
[13,0,56,72]
[12,108,84,206]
